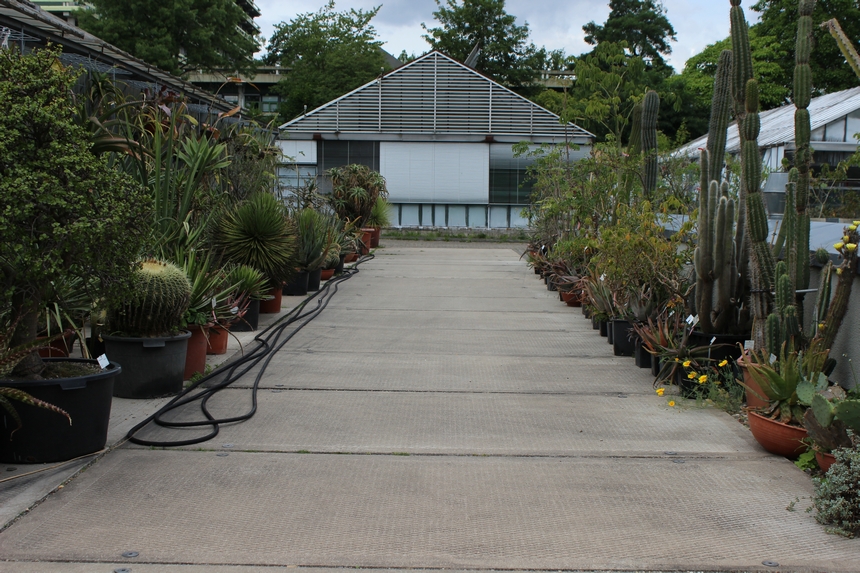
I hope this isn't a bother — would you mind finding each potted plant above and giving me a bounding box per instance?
[289,207,333,294]
[0,47,149,461]
[102,259,193,398]
[803,385,860,471]
[216,192,298,313]
[220,264,269,334]
[365,197,392,248]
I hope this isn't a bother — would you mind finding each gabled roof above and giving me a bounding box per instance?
[279,51,593,143]
[677,86,860,157]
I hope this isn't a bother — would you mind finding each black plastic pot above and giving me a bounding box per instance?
[283,271,309,296]
[335,254,346,275]
[612,319,636,357]
[607,321,614,344]
[103,331,191,399]
[634,340,652,369]
[0,358,119,463]
[307,267,322,292]
[232,298,259,332]
[598,320,608,337]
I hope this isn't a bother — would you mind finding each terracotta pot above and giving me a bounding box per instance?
[360,228,374,254]
[747,410,808,459]
[370,227,381,248]
[815,449,837,472]
[259,286,283,313]
[37,331,76,358]
[320,268,335,281]
[183,324,209,380]
[207,324,229,355]
[737,355,769,409]
[344,253,359,263]
[560,291,581,307]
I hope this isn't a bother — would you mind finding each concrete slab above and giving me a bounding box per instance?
[1,449,856,572]
[128,389,759,457]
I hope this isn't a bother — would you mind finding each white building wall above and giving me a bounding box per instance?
[380,142,489,204]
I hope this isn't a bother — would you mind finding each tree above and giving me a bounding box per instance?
[78,0,259,76]
[582,0,676,68]
[752,0,860,96]
[421,0,543,91]
[265,1,388,121]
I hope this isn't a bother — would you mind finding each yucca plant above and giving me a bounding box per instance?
[216,193,298,287]
[218,264,269,327]
[294,207,335,272]
[366,197,392,228]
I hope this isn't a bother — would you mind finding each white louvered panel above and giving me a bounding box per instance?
[381,142,489,203]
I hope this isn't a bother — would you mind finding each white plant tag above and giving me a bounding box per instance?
[710,336,717,345]
[211,296,217,308]
[686,315,694,325]
[97,354,110,369]
[744,339,754,350]
[769,353,777,364]
[230,306,239,315]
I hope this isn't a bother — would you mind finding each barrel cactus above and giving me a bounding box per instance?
[108,259,192,337]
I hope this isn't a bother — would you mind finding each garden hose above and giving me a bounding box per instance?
[125,253,374,448]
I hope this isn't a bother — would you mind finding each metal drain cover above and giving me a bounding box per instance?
[121,551,138,558]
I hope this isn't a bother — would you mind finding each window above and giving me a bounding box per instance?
[261,95,279,114]
[277,165,317,190]
[318,141,379,172]
[489,144,536,204]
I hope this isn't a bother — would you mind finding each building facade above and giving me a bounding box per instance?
[278,51,593,229]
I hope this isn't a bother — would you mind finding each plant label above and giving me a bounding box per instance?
[211,296,217,308]
[230,306,239,315]
[744,339,754,350]
[97,354,110,369]
[710,336,717,345]
[769,353,777,364]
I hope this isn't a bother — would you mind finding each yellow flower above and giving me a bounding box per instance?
[668,400,676,407]
[698,374,708,384]
[687,371,696,379]
[850,225,858,232]
[682,360,691,368]
[834,242,845,250]
[718,359,728,367]
[854,220,860,226]
[848,243,857,252]
[819,322,825,330]
[844,235,851,243]
[837,267,844,275]
[656,388,665,396]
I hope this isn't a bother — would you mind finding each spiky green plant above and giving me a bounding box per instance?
[107,259,192,337]
[326,164,388,225]
[641,90,659,200]
[295,208,335,272]
[216,193,298,287]
[366,197,392,228]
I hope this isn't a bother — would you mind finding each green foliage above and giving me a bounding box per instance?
[582,0,677,68]
[0,47,150,375]
[752,0,860,97]
[421,0,543,92]
[107,259,192,337]
[294,208,335,272]
[79,0,260,76]
[215,193,298,287]
[366,197,393,228]
[266,1,388,121]
[640,90,660,199]
[812,442,860,537]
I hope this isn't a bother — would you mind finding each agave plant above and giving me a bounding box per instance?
[294,208,336,272]
[216,193,298,287]
[216,264,269,326]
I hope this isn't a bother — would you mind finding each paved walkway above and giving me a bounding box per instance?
[1,242,858,572]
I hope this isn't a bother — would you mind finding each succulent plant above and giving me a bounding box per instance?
[107,259,192,337]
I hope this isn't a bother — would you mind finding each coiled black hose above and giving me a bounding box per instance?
[126,254,373,448]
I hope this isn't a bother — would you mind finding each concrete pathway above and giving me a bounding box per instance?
[1,242,858,572]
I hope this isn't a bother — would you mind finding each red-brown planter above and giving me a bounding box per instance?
[207,324,229,355]
[360,228,374,254]
[344,253,358,263]
[183,324,209,380]
[37,332,76,358]
[737,356,769,409]
[747,410,808,459]
[815,450,837,472]
[320,268,335,281]
[259,287,283,313]
[560,291,581,307]
[370,227,381,248]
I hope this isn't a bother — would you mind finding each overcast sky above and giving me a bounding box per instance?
[254,0,760,72]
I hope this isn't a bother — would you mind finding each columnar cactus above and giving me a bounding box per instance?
[108,259,192,337]
[766,261,802,353]
[732,0,774,350]
[815,224,860,351]
[641,90,659,200]
[695,47,747,335]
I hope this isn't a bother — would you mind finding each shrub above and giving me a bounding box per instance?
[812,441,860,537]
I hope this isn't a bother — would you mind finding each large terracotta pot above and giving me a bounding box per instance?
[37,331,77,358]
[320,268,335,281]
[183,324,209,380]
[560,290,581,307]
[360,228,374,254]
[370,227,381,248]
[747,410,808,459]
[259,286,283,313]
[815,449,837,472]
[207,324,229,355]
[737,355,769,409]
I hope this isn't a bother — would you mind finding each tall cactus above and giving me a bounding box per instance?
[695,48,748,335]
[732,0,774,350]
[791,0,814,311]
[641,90,659,200]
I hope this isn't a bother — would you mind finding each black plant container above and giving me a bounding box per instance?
[0,358,119,463]
[232,298,260,332]
[599,320,608,337]
[103,331,191,399]
[283,271,309,296]
[635,340,653,369]
[612,319,636,357]
[307,267,323,292]
[607,321,614,344]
